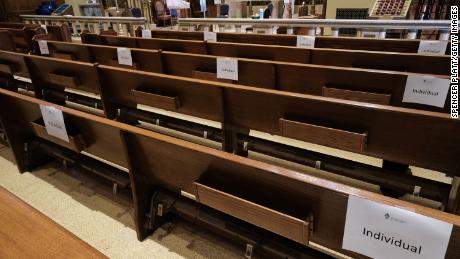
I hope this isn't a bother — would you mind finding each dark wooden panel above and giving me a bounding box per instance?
[1,89,459,259]
[99,66,224,122]
[137,37,206,54]
[138,30,450,55]
[224,86,459,175]
[26,55,101,95]
[311,48,449,75]
[207,42,310,63]
[82,34,450,75]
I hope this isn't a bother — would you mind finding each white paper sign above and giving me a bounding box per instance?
[40,24,48,34]
[204,31,217,42]
[117,47,133,66]
[141,29,152,38]
[40,105,69,142]
[217,58,238,81]
[38,40,49,55]
[418,41,448,55]
[296,36,315,48]
[343,196,452,259]
[402,75,450,108]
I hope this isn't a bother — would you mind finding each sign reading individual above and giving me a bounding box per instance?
[40,105,69,142]
[343,195,453,259]
[204,31,217,42]
[217,57,238,81]
[141,29,152,38]
[296,35,316,48]
[402,75,450,107]
[38,40,49,55]
[117,47,133,66]
[417,41,448,55]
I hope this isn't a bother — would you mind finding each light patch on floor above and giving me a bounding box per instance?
[0,145,243,259]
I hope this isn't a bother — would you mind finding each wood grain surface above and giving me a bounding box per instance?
[0,186,107,259]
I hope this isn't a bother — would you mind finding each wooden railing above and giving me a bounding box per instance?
[20,15,148,36]
[178,18,452,39]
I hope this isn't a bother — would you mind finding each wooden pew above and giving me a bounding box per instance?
[97,66,460,176]
[0,89,458,258]
[22,44,452,113]
[0,52,456,206]
[81,34,450,75]
[0,24,71,53]
[0,30,16,52]
[0,27,43,52]
[134,29,451,55]
[0,186,107,258]
[0,52,457,173]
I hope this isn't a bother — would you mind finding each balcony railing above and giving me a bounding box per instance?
[20,15,148,36]
[178,18,452,39]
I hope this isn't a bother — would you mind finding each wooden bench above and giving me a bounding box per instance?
[81,33,450,75]
[0,27,44,52]
[0,185,107,258]
[0,52,457,172]
[0,51,457,209]
[0,24,71,53]
[134,29,452,55]
[0,89,458,259]
[2,49,450,113]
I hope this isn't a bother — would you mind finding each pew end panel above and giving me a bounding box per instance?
[0,90,129,170]
[0,94,46,171]
[98,66,224,122]
[0,30,16,52]
[0,51,29,79]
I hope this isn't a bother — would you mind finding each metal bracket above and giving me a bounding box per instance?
[243,141,249,152]
[244,244,253,259]
[112,183,118,195]
[315,160,322,170]
[413,185,421,197]
[157,203,163,216]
